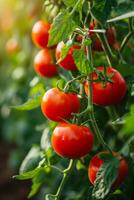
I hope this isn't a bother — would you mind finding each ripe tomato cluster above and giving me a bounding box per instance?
[31,19,128,189]
[32,20,58,78]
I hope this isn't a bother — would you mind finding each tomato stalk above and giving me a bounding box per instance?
[86,44,113,154]
[63,75,85,93]
[106,106,119,122]
[120,18,134,53]
[55,159,76,200]
[70,0,83,16]
[96,30,116,66]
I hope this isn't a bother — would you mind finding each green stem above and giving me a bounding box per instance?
[55,160,75,200]
[120,32,134,53]
[47,165,63,174]
[64,75,85,92]
[86,45,113,154]
[120,18,134,53]
[106,106,119,122]
[97,31,116,66]
[70,0,82,15]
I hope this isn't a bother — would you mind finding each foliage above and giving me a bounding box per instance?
[1,0,134,200]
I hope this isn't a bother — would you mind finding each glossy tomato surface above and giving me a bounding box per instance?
[56,41,80,71]
[41,88,80,122]
[32,20,50,48]
[52,123,94,158]
[84,67,127,106]
[88,152,128,187]
[34,49,57,78]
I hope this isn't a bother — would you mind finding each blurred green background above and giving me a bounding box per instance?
[0,0,44,199]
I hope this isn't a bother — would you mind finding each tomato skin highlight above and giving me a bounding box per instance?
[52,123,94,158]
[34,49,58,78]
[55,41,80,71]
[84,67,127,106]
[32,21,50,48]
[88,152,128,187]
[41,88,80,122]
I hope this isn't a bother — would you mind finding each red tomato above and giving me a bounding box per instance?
[41,88,80,122]
[34,49,58,78]
[52,123,94,158]
[32,20,50,48]
[88,152,128,187]
[55,41,80,71]
[84,67,127,106]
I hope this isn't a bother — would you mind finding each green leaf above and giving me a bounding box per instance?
[92,154,119,200]
[129,139,134,160]
[62,0,78,7]
[73,48,91,75]
[28,169,45,198]
[107,11,134,22]
[11,96,42,110]
[48,11,77,47]
[60,40,73,61]
[91,0,117,24]
[122,105,134,134]
[76,160,86,170]
[14,168,40,180]
[29,83,45,97]
[40,128,51,151]
[19,146,41,174]
[62,0,84,12]
[11,83,45,110]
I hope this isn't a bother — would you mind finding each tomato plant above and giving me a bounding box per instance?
[8,0,134,200]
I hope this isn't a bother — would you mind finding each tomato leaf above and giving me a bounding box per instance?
[122,105,134,134]
[92,154,119,200]
[91,0,117,24]
[48,11,77,47]
[11,84,45,110]
[11,96,42,110]
[59,40,74,62]
[107,11,134,22]
[73,48,91,75]
[62,0,84,14]
[14,168,40,180]
[28,169,45,198]
[129,138,134,160]
[19,146,41,174]
[40,128,51,151]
